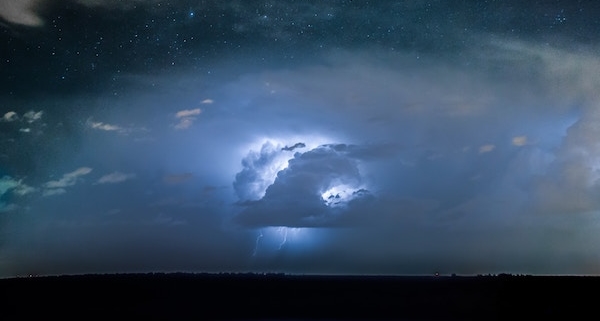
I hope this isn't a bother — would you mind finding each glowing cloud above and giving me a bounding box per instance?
[234,141,291,201]
[321,184,364,207]
[234,143,379,227]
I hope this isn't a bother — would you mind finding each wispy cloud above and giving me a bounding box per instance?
[512,136,528,146]
[174,108,202,130]
[96,172,136,184]
[89,121,122,131]
[479,144,495,154]
[87,119,148,137]
[0,176,35,196]
[44,167,92,196]
[0,176,20,196]
[23,110,43,123]
[0,176,36,211]
[13,184,36,196]
[42,188,66,197]
[176,109,202,118]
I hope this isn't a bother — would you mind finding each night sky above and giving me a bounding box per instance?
[2,0,600,277]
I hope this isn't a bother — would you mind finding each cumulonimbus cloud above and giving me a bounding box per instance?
[234,144,380,227]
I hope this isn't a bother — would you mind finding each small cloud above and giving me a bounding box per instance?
[174,118,194,130]
[0,176,20,196]
[512,135,528,146]
[175,109,202,118]
[89,121,122,131]
[14,184,36,196]
[87,119,148,136]
[43,188,67,197]
[1,111,18,122]
[23,110,43,123]
[45,167,93,189]
[174,108,202,130]
[0,176,35,197]
[97,172,136,184]
[19,128,30,133]
[479,144,495,154]
[201,99,214,104]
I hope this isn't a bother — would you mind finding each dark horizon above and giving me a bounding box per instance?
[3,271,599,319]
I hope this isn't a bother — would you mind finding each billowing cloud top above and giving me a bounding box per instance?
[234,142,395,227]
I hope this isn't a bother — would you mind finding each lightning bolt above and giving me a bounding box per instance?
[278,227,288,250]
[252,230,263,257]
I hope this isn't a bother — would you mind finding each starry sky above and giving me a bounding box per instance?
[1,0,600,277]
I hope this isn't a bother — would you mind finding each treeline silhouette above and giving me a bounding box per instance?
[2,272,597,320]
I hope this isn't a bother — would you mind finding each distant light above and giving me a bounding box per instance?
[189,12,195,17]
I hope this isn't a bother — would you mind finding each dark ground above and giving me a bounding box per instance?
[1,273,597,320]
